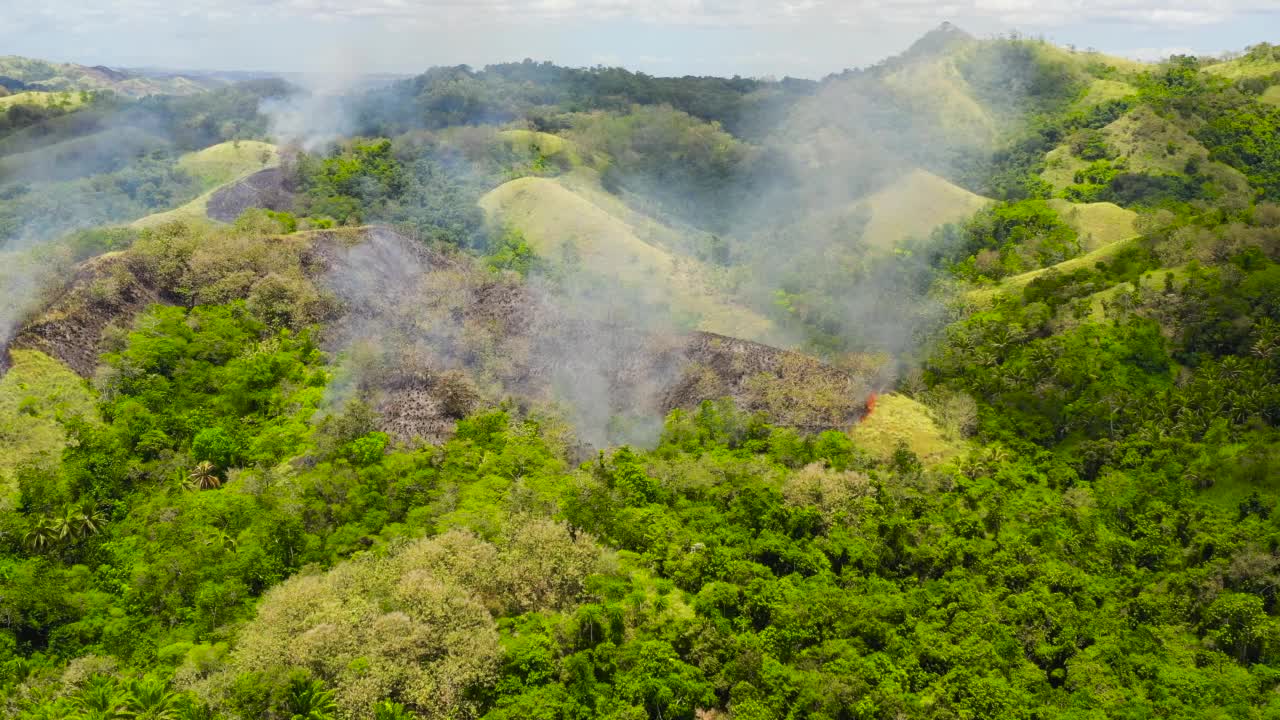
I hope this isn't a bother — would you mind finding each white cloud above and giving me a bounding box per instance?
[7,0,1278,29]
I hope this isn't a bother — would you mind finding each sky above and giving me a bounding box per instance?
[2,1,1278,78]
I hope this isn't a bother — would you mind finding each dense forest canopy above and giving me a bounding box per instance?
[3,27,1280,720]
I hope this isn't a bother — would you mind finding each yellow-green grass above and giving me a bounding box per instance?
[1042,107,1210,193]
[497,130,582,168]
[0,90,86,110]
[0,350,99,509]
[967,235,1143,306]
[1077,264,1192,321]
[130,191,221,229]
[132,141,279,228]
[850,393,965,467]
[1048,199,1137,251]
[1038,44,1150,78]
[480,172,776,343]
[1040,145,1090,193]
[1205,57,1280,80]
[177,140,279,189]
[1262,85,1280,107]
[1104,107,1207,175]
[880,53,996,140]
[858,169,991,249]
[1072,78,1137,111]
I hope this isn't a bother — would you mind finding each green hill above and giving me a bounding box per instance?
[0,55,220,97]
[0,350,98,510]
[1048,199,1137,251]
[0,90,88,110]
[480,170,776,343]
[132,141,280,228]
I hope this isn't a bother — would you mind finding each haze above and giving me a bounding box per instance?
[4,0,1279,78]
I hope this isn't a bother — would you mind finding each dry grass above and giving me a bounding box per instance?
[0,350,99,509]
[858,169,990,249]
[177,140,279,188]
[1262,85,1280,107]
[0,90,86,110]
[1071,78,1137,111]
[1048,199,1137,251]
[1205,56,1280,80]
[479,172,776,342]
[850,393,965,467]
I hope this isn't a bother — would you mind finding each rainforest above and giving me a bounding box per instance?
[3,21,1280,720]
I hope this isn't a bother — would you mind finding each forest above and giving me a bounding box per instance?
[2,27,1280,720]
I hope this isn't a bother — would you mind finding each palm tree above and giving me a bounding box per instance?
[186,462,222,491]
[23,517,57,552]
[52,504,84,541]
[50,503,106,542]
[78,503,107,537]
[126,676,181,720]
[72,676,132,719]
[285,677,337,720]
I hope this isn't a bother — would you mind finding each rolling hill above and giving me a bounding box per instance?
[479,169,777,343]
[131,141,281,228]
[0,55,221,97]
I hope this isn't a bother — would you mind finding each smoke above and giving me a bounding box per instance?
[306,25,1072,448]
[317,227,687,449]
[0,114,176,370]
[260,88,357,153]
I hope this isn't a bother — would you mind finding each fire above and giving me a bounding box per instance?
[865,392,878,416]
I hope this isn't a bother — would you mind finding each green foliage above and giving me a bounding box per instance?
[10,35,1280,720]
[936,198,1080,280]
[486,227,540,276]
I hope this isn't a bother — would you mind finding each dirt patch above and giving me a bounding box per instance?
[207,168,294,223]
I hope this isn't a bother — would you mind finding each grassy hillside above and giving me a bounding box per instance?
[1204,52,1280,80]
[1041,105,1250,196]
[497,129,582,168]
[850,393,965,466]
[0,90,87,110]
[132,140,279,228]
[480,171,776,342]
[177,140,279,188]
[0,55,218,97]
[0,350,98,509]
[1048,198,1137,251]
[1072,77,1137,110]
[860,169,991,248]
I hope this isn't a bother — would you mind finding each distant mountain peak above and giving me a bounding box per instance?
[903,21,975,58]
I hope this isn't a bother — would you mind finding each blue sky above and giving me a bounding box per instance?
[2,1,1278,78]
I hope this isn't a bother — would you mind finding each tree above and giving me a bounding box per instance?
[186,461,222,492]
[284,677,338,720]
[22,517,57,552]
[126,676,182,720]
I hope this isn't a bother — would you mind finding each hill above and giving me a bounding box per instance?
[131,141,281,228]
[0,90,88,111]
[0,55,221,97]
[1204,44,1280,80]
[0,349,98,509]
[10,30,1280,720]
[858,169,991,248]
[479,170,776,343]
